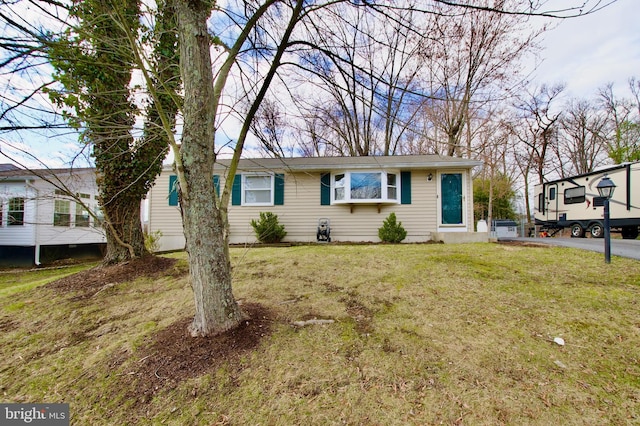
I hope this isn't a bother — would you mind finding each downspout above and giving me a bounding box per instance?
[26,180,41,266]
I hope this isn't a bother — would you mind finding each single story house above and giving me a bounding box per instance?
[146,155,487,251]
[0,165,106,265]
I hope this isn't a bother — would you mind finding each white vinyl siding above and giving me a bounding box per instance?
[147,169,440,250]
[0,184,36,245]
[147,163,479,251]
[146,172,185,251]
[0,171,106,248]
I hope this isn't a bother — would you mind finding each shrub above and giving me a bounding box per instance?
[250,212,287,243]
[378,212,407,243]
[144,230,163,252]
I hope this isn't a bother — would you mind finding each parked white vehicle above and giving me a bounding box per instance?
[534,162,640,239]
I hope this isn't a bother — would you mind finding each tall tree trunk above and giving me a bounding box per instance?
[523,175,532,225]
[46,0,170,266]
[102,197,146,263]
[174,0,243,337]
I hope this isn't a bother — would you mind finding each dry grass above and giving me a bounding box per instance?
[1,244,639,425]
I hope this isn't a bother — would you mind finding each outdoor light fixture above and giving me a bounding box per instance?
[428,173,433,181]
[596,176,616,264]
[596,176,616,200]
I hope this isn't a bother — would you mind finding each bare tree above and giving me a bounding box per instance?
[0,0,181,264]
[422,0,542,158]
[555,98,608,176]
[170,0,312,336]
[472,112,519,224]
[599,82,640,163]
[282,3,430,157]
[508,83,564,222]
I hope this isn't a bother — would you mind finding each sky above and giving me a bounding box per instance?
[1,0,639,170]
[529,0,640,98]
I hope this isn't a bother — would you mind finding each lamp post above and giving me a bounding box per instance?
[596,176,616,263]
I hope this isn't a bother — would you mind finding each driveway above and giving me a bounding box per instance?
[499,237,640,261]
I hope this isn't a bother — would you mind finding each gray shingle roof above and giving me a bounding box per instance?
[213,155,481,172]
[0,166,95,180]
[0,164,20,172]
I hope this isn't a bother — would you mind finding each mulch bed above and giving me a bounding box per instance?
[43,255,274,407]
[45,255,183,299]
[124,303,273,405]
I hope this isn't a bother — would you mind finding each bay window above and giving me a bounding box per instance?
[332,171,399,204]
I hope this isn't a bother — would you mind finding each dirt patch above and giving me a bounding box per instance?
[123,302,273,405]
[497,240,551,248]
[0,318,17,332]
[45,255,184,299]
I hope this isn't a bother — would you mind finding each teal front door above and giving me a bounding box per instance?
[441,173,463,225]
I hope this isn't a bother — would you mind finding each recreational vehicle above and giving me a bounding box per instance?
[534,162,640,239]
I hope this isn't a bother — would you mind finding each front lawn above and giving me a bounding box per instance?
[1,243,638,424]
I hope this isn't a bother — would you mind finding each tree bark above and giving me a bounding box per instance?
[102,197,146,264]
[174,0,243,337]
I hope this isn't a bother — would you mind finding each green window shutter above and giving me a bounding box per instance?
[168,175,178,206]
[274,173,285,205]
[231,174,242,205]
[320,173,331,205]
[213,175,220,197]
[400,171,411,204]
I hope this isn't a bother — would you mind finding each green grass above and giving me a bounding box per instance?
[1,244,639,425]
[0,263,98,297]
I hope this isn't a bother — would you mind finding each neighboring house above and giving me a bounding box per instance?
[146,155,487,251]
[0,165,106,265]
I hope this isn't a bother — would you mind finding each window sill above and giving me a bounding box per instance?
[333,201,399,213]
[333,200,398,205]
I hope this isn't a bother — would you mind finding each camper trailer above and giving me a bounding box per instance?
[534,162,640,239]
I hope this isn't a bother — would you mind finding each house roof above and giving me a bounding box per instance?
[211,155,482,173]
[0,164,20,172]
[0,155,481,180]
[0,167,95,181]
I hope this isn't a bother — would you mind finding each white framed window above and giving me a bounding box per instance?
[242,174,274,206]
[334,173,346,201]
[387,173,397,200]
[75,203,90,227]
[8,197,24,226]
[54,199,71,227]
[332,171,399,204]
[93,206,104,228]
